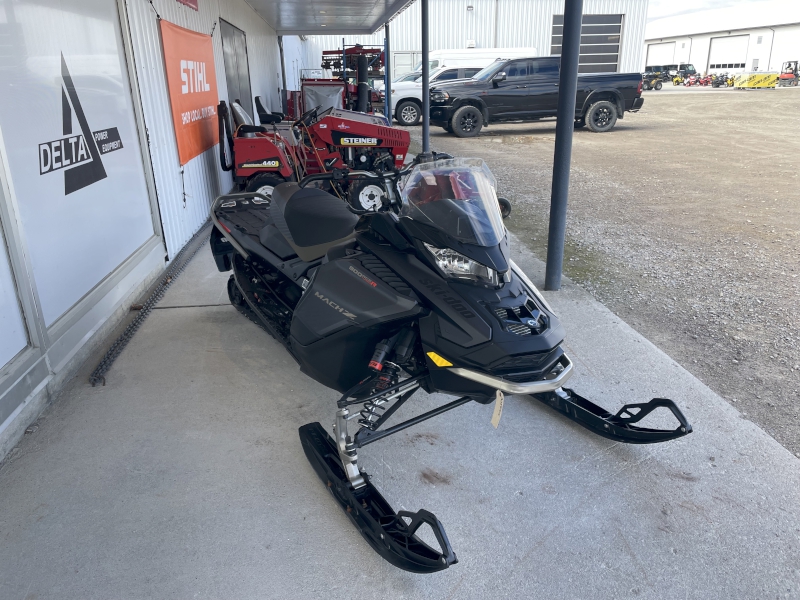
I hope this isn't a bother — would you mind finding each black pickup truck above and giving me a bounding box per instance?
[429,56,644,137]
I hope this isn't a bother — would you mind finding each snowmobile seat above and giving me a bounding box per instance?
[268,183,358,262]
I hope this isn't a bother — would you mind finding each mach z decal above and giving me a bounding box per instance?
[38,54,123,195]
[314,291,356,319]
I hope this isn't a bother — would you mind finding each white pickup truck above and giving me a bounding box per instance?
[389,66,484,125]
[387,47,538,125]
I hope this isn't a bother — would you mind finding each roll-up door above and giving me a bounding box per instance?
[708,35,750,71]
[551,14,623,74]
[646,42,676,67]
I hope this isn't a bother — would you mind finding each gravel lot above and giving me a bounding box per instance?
[407,87,800,455]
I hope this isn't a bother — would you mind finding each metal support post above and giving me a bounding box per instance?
[277,36,288,114]
[421,0,430,154]
[544,0,583,291]
[384,23,392,121]
[342,38,347,109]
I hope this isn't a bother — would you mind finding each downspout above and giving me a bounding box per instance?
[767,28,776,70]
[493,0,499,48]
[278,35,288,114]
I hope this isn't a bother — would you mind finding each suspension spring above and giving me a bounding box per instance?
[359,364,399,429]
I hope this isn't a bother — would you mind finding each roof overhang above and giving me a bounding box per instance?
[246,0,415,35]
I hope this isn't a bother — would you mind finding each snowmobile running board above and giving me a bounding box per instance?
[532,388,692,444]
[299,422,457,573]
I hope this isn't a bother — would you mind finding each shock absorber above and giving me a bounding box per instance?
[359,363,399,429]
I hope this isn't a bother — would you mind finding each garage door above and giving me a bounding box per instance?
[646,42,676,68]
[551,14,623,74]
[708,35,749,72]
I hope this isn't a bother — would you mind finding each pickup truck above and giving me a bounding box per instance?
[429,56,644,137]
[386,66,486,126]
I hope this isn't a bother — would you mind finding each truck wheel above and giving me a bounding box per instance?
[245,173,284,202]
[396,101,421,126]
[498,197,512,218]
[585,101,618,133]
[451,105,483,137]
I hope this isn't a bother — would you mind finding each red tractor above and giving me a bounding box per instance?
[218,97,410,199]
[779,61,798,87]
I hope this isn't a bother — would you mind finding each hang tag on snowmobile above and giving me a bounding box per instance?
[491,390,504,429]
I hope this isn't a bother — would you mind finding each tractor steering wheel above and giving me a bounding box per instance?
[292,106,320,128]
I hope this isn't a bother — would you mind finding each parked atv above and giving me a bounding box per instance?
[209,155,692,573]
[642,74,663,90]
[711,73,730,88]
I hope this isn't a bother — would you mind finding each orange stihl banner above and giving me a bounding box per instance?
[160,20,219,165]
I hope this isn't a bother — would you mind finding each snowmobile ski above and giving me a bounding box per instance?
[299,422,457,573]
[532,388,692,444]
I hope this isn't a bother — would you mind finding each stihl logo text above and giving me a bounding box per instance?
[180,60,212,94]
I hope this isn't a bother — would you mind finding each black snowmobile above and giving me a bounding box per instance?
[209,155,692,573]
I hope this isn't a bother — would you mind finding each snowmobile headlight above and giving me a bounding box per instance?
[425,244,499,287]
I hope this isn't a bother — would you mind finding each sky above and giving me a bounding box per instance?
[646,0,789,21]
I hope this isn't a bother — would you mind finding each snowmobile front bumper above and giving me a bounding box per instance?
[532,387,692,444]
[448,353,574,395]
[299,422,457,573]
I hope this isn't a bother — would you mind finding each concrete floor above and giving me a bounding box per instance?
[0,238,798,599]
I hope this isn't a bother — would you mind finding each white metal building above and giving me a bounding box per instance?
[286,0,649,82]
[644,0,800,74]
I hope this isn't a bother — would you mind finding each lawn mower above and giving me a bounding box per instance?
[218,97,410,199]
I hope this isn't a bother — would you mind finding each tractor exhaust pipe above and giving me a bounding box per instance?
[356,54,369,112]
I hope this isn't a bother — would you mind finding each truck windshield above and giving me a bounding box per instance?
[412,59,440,71]
[472,61,507,81]
[394,72,422,83]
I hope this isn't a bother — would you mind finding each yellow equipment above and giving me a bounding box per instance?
[733,72,779,89]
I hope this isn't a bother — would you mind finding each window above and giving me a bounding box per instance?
[220,20,253,119]
[682,42,686,48]
[757,36,763,44]
[505,60,529,79]
[551,14,623,73]
[531,60,559,75]
[434,69,459,81]
[464,68,481,78]
[752,58,759,70]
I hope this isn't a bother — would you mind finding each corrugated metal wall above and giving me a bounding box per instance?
[124,0,280,258]
[298,0,646,76]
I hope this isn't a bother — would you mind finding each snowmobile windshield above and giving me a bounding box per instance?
[399,158,505,247]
